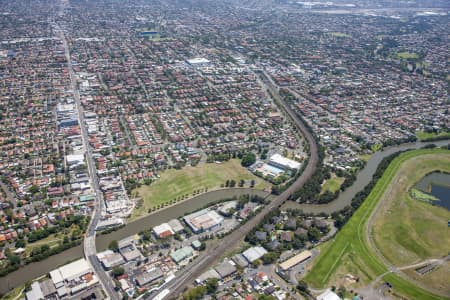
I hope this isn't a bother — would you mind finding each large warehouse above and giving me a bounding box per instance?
[183,208,224,233]
[278,250,312,273]
[268,153,301,171]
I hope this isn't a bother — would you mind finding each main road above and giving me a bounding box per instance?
[58,26,120,300]
[157,70,320,299]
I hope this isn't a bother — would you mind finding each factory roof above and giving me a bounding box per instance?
[279,250,312,271]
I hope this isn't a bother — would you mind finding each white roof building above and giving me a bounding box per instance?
[187,57,210,65]
[242,246,268,263]
[153,223,175,238]
[50,258,92,285]
[26,282,44,300]
[269,154,301,171]
[316,289,341,300]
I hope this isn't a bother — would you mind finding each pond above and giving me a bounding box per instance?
[415,172,450,210]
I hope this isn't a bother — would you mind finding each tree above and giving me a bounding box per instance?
[241,152,256,167]
[112,266,125,277]
[205,278,218,294]
[15,239,26,248]
[262,252,278,264]
[108,240,119,252]
[297,280,309,293]
[307,227,321,242]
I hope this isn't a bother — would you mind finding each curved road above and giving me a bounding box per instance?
[157,70,320,299]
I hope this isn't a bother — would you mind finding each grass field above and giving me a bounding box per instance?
[130,159,270,220]
[304,148,450,300]
[416,130,450,141]
[395,51,419,59]
[372,153,450,295]
[321,175,345,194]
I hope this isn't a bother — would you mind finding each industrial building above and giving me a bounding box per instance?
[268,153,301,171]
[135,267,164,287]
[214,260,237,279]
[278,250,312,273]
[167,218,184,232]
[97,250,125,270]
[153,223,175,238]
[119,239,142,262]
[183,208,224,233]
[242,246,268,263]
[170,246,194,264]
[48,258,98,298]
[317,289,341,300]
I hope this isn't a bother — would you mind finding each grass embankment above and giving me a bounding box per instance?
[410,188,438,202]
[416,130,450,141]
[130,159,270,220]
[321,175,345,194]
[304,148,450,300]
[0,285,24,300]
[373,153,450,295]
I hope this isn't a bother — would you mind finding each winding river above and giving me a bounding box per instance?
[1,139,448,295]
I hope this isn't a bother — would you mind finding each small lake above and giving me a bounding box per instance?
[415,172,450,210]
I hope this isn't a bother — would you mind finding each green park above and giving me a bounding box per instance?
[130,159,270,220]
[305,148,450,300]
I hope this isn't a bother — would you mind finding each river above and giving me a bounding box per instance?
[1,140,448,295]
[282,140,450,214]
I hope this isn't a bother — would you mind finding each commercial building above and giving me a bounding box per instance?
[135,267,164,287]
[168,218,184,232]
[278,250,312,273]
[242,246,268,263]
[316,289,341,300]
[170,246,194,264]
[196,269,221,284]
[153,223,175,238]
[48,258,98,297]
[268,154,301,171]
[187,57,210,66]
[96,217,124,231]
[97,250,125,270]
[26,282,44,300]
[214,260,237,279]
[183,208,224,233]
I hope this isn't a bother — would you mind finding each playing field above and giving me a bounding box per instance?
[416,130,450,141]
[304,148,450,300]
[130,159,270,220]
[320,175,345,194]
[395,51,419,59]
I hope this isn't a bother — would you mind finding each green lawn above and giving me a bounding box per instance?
[416,130,450,141]
[130,159,270,220]
[321,175,345,194]
[304,148,450,300]
[395,51,419,59]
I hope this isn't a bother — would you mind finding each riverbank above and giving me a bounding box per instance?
[282,140,450,214]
